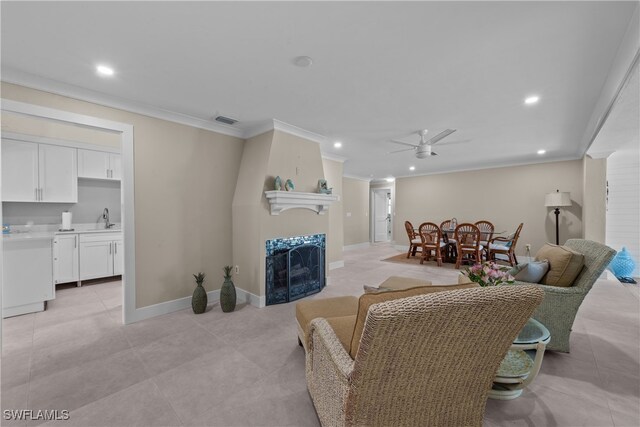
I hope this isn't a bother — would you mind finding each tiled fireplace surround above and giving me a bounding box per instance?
[265,234,326,305]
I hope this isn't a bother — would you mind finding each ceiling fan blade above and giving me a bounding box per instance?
[390,139,419,148]
[427,129,456,145]
[435,138,472,147]
[388,148,415,154]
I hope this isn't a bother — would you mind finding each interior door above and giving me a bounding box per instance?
[374,190,390,242]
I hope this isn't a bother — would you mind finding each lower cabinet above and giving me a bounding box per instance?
[79,233,123,281]
[53,234,79,284]
[3,238,54,317]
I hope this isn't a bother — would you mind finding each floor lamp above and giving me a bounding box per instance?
[545,190,572,245]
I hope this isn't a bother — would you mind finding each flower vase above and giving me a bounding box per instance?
[192,283,207,314]
[220,278,236,312]
[610,247,636,278]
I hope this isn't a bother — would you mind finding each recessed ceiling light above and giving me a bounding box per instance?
[524,95,540,105]
[409,166,415,171]
[293,56,313,67]
[96,64,114,77]
[385,177,395,183]
[537,149,546,155]
[333,142,342,148]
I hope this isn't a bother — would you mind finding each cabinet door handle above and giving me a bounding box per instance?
[109,242,112,254]
[35,188,38,201]
[74,235,77,249]
[114,242,117,254]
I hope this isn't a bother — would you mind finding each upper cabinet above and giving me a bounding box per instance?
[2,139,78,203]
[78,149,121,181]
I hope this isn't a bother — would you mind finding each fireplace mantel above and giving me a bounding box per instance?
[264,191,339,215]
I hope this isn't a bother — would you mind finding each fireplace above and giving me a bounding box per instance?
[265,234,326,305]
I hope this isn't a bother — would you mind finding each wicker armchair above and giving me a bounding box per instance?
[514,239,616,352]
[306,286,544,427]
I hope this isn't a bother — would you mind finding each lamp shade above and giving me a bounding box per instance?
[545,191,572,207]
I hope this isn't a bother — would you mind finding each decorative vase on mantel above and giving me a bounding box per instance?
[220,266,237,312]
[191,272,207,314]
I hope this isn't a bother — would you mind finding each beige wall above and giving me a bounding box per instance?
[1,111,121,148]
[393,160,584,255]
[232,130,330,297]
[342,177,370,246]
[2,82,245,308]
[322,158,344,265]
[582,156,607,243]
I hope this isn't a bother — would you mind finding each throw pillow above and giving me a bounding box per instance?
[535,244,584,287]
[512,260,550,283]
[349,282,478,359]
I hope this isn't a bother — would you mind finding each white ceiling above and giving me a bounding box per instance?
[1,1,637,180]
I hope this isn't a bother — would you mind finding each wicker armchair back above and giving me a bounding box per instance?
[306,285,544,426]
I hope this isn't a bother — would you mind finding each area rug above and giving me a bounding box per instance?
[381,253,461,270]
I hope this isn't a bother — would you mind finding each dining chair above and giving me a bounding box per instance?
[454,223,483,268]
[475,220,495,260]
[404,221,423,258]
[439,219,457,260]
[418,222,446,266]
[489,223,524,266]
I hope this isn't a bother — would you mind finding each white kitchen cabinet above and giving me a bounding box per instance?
[78,149,121,181]
[3,238,54,318]
[53,234,79,284]
[1,139,77,202]
[79,232,123,280]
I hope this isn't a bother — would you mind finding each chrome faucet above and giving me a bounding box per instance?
[102,208,113,229]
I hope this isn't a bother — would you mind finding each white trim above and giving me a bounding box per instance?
[343,242,371,251]
[343,174,372,182]
[2,67,245,139]
[0,98,137,325]
[1,131,121,153]
[126,290,220,323]
[329,260,345,270]
[236,287,265,308]
[321,153,347,163]
[243,120,277,139]
[272,119,328,144]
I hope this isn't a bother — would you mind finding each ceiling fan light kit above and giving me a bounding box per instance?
[389,128,459,159]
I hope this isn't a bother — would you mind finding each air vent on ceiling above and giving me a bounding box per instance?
[215,115,238,125]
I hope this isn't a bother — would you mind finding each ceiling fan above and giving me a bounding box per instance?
[389,129,457,159]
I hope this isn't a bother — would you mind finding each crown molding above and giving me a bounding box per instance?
[321,153,347,163]
[1,67,245,139]
[342,174,371,182]
[272,119,328,144]
[243,120,277,139]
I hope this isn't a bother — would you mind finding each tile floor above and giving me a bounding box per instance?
[1,244,639,426]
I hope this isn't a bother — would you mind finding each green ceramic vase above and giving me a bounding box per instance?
[192,283,207,314]
[220,278,236,312]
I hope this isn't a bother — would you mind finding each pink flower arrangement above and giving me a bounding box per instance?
[464,261,515,287]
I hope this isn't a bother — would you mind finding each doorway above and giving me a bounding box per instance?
[373,189,391,242]
[0,99,135,330]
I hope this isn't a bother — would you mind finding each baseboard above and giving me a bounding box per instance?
[236,287,265,308]
[128,289,221,323]
[343,242,371,251]
[329,260,345,270]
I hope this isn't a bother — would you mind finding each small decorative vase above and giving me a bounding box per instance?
[220,266,236,312]
[192,272,207,314]
[610,247,636,278]
[285,179,294,191]
[274,176,282,191]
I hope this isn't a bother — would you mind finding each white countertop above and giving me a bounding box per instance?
[3,223,121,241]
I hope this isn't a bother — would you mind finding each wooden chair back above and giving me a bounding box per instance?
[405,221,417,241]
[418,222,441,247]
[475,220,495,243]
[455,223,481,249]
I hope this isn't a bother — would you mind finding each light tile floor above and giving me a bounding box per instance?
[2,244,639,426]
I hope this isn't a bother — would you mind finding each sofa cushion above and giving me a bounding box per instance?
[349,282,478,359]
[296,295,359,344]
[509,260,550,283]
[325,315,357,353]
[535,244,584,287]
